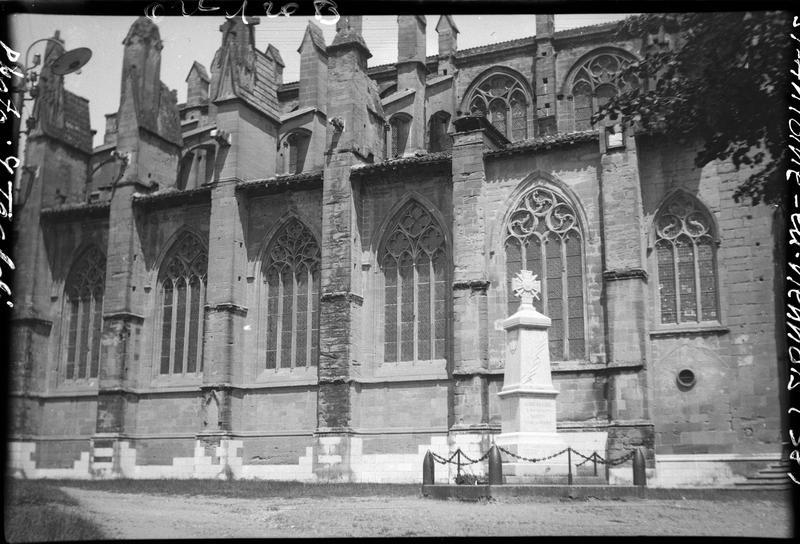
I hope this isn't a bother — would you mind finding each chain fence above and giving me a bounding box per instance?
[427,443,639,483]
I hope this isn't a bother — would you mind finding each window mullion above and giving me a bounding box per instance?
[506,100,512,139]
[672,243,681,324]
[693,240,702,323]
[429,254,435,361]
[396,257,402,353]
[307,267,313,367]
[413,251,419,363]
[561,237,569,361]
[199,280,206,372]
[75,298,84,380]
[183,278,192,375]
[540,236,548,314]
[291,267,298,369]
[82,297,91,380]
[170,280,178,374]
[276,268,284,368]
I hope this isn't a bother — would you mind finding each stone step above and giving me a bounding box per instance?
[748,471,789,480]
[758,466,791,474]
[733,483,792,490]
[736,478,792,487]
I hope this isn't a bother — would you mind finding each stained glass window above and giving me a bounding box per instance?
[158,232,207,375]
[263,219,320,369]
[63,246,105,380]
[381,201,447,362]
[654,193,719,325]
[505,187,585,360]
[466,73,529,140]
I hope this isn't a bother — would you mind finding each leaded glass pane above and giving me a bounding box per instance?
[511,93,527,141]
[489,99,508,137]
[433,250,447,360]
[506,238,522,317]
[383,256,398,363]
[160,280,173,374]
[187,277,201,373]
[266,268,279,369]
[400,253,415,362]
[66,300,79,379]
[416,253,431,361]
[173,279,187,374]
[90,294,102,378]
[311,268,320,366]
[77,296,91,378]
[295,265,308,367]
[656,240,677,324]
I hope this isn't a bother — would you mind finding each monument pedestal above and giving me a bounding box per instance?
[495,274,569,481]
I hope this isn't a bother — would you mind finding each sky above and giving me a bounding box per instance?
[9,13,630,147]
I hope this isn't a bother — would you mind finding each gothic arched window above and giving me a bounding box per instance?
[569,51,639,131]
[380,201,447,363]
[467,73,529,141]
[262,219,320,369]
[158,232,207,376]
[428,111,451,153]
[505,187,585,360]
[63,246,105,381]
[654,193,719,325]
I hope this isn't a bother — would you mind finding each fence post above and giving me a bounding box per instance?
[423,450,434,485]
[633,446,647,486]
[456,449,462,480]
[592,452,598,477]
[567,448,573,485]
[488,444,503,485]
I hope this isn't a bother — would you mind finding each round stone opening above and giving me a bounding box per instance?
[676,368,696,389]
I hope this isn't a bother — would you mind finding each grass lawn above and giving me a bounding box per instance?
[53,478,423,499]
[4,479,106,542]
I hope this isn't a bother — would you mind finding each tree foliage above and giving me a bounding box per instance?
[593,12,791,206]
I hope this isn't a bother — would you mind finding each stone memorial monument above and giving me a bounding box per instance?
[495,270,569,480]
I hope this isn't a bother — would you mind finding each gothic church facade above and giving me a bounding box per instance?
[8,15,784,485]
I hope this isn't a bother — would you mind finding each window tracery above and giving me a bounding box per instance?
[569,52,639,130]
[380,201,447,363]
[505,187,585,360]
[654,193,719,325]
[158,232,207,376]
[263,219,320,369]
[467,73,529,141]
[63,246,106,381]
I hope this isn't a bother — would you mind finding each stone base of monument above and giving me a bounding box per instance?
[494,432,569,482]
[495,431,609,484]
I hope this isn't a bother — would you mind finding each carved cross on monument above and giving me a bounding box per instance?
[512,270,541,309]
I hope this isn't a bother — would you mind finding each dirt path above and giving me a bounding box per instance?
[60,487,793,538]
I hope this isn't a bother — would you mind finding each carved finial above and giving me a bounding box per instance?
[512,270,540,308]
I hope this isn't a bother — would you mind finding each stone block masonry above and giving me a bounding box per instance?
[7,15,783,487]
